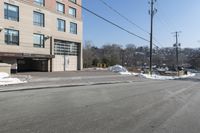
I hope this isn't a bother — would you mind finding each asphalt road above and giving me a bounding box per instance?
[1,77,200,133]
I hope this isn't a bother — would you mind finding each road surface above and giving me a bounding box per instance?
[1,76,200,133]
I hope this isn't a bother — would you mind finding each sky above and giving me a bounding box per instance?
[82,0,200,48]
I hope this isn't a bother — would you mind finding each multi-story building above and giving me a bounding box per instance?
[0,0,83,72]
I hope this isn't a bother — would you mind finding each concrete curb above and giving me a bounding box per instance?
[0,80,136,93]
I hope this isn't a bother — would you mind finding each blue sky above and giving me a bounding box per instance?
[82,0,200,48]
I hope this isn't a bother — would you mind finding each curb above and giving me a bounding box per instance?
[0,80,135,93]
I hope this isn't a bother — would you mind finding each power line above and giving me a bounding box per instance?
[155,1,177,32]
[75,2,155,45]
[98,0,163,48]
[98,0,149,35]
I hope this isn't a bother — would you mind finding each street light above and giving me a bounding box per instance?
[44,35,50,41]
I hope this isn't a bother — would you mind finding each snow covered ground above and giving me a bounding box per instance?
[108,65,196,80]
[0,72,26,86]
[108,65,140,76]
[141,72,196,80]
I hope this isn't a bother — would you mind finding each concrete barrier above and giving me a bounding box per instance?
[0,63,11,75]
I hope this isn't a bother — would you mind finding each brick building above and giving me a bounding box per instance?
[0,0,83,72]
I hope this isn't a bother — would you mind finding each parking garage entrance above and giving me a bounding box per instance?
[17,58,49,72]
[0,52,54,73]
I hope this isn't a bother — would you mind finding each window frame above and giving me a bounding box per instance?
[56,2,65,14]
[4,3,19,22]
[33,11,45,27]
[70,22,77,34]
[33,33,45,48]
[34,0,45,6]
[69,7,76,18]
[69,0,76,4]
[4,28,19,46]
[57,18,66,32]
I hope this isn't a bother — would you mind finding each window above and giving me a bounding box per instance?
[4,29,19,45]
[34,0,45,6]
[33,11,45,27]
[69,7,76,17]
[54,40,79,56]
[33,34,44,48]
[70,22,77,34]
[4,3,19,21]
[69,0,76,4]
[56,2,65,14]
[57,19,65,32]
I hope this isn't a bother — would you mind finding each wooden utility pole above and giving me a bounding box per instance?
[173,32,181,67]
[149,0,157,75]
[172,31,181,75]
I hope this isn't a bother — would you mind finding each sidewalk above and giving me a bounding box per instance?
[0,70,143,92]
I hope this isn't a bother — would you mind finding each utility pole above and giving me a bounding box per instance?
[172,31,181,75]
[149,0,157,75]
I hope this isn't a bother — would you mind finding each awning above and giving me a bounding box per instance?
[0,52,55,59]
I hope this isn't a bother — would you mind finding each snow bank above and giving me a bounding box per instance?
[109,65,131,75]
[179,72,196,78]
[0,72,26,86]
[141,72,196,80]
[108,65,139,75]
[109,65,128,73]
[132,72,140,76]
[119,71,132,75]
[0,78,26,86]
[0,72,9,79]
[141,74,175,80]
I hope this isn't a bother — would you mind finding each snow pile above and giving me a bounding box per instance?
[132,72,140,76]
[0,72,26,86]
[108,65,140,75]
[179,72,196,78]
[119,71,132,75]
[141,72,196,80]
[109,65,128,73]
[141,74,175,80]
[0,72,9,79]
[109,65,132,75]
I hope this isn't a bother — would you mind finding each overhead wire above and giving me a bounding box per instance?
[75,2,161,47]
[98,0,163,48]
[98,0,149,35]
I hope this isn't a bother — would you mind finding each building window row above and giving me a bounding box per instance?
[56,2,77,18]
[4,1,77,24]
[4,28,78,48]
[33,0,77,6]
[56,19,77,34]
[4,28,44,48]
[4,3,78,34]
[33,0,77,18]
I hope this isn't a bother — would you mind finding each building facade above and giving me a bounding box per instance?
[0,0,83,72]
